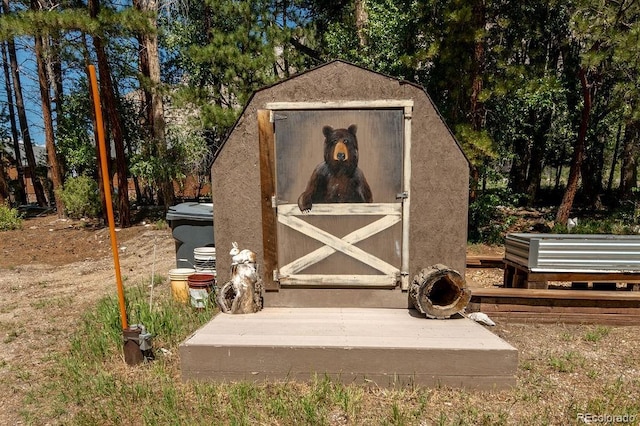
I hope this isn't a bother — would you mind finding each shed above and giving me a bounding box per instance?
[211,60,469,308]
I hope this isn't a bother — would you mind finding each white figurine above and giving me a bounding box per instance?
[218,242,262,314]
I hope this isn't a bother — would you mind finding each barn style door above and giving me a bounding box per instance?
[259,101,413,289]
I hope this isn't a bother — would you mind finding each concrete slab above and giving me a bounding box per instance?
[180,308,518,390]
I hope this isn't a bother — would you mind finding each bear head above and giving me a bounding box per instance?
[322,124,359,174]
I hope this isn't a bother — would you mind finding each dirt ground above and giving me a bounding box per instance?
[0,214,177,425]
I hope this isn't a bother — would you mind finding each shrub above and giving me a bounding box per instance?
[0,204,22,231]
[550,215,638,235]
[468,189,520,244]
[57,175,102,219]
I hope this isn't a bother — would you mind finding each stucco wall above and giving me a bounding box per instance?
[212,61,469,295]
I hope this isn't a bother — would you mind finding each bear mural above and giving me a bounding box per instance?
[297,124,373,212]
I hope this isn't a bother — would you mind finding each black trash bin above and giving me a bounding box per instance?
[166,202,214,268]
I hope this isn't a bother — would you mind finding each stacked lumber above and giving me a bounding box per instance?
[468,287,640,325]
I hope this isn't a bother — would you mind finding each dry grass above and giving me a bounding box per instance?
[1,219,639,425]
[5,283,640,425]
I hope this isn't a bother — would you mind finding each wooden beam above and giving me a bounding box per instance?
[258,110,279,290]
[280,215,401,276]
[400,105,412,290]
[469,287,640,325]
[502,259,640,287]
[278,214,399,275]
[476,304,640,314]
[528,271,640,283]
[466,255,504,268]
[469,312,640,326]
[471,287,640,301]
[279,274,397,287]
[278,203,401,216]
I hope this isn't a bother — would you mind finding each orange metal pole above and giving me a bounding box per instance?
[88,65,128,330]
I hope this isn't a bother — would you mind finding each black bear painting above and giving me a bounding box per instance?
[297,124,373,212]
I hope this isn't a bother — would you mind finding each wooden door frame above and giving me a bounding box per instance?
[258,100,414,290]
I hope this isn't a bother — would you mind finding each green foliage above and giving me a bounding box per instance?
[322,0,421,78]
[130,154,181,202]
[56,83,96,177]
[56,175,101,219]
[162,0,285,151]
[154,219,168,230]
[167,125,211,178]
[489,76,573,170]
[468,189,520,244]
[1,0,639,213]
[0,7,152,40]
[455,124,497,166]
[0,203,22,231]
[550,210,640,235]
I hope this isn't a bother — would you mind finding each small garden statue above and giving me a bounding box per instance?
[216,242,263,314]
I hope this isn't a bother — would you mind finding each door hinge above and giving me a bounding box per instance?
[271,195,277,208]
[273,270,280,281]
[396,191,409,200]
[404,106,413,119]
[395,271,409,280]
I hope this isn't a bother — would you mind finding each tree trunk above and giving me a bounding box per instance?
[81,32,108,223]
[469,165,480,202]
[606,123,623,193]
[526,111,551,206]
[1,40,27,205]
[619,120,638,199]
[580,136,605,209]
[526,142,544,206]
[89,0,131,227]
[47,30,65,178]
[33,28,65,216]
[49,31,64,126]
[4,0,47,206]
[470,0,485,132]
[133,0,152,204]
[0,152,8,204]
[468,0,486,202]
[554,146,566,191]
[126,137,143,204]
[556,68,592,225]
[354,0,368,47]
[280,0,291,77]
[409,264,470,319]
[510,138,530,195]
[133,0,153,138]
[135,0,173,208]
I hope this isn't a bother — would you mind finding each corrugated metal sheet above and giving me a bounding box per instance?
[505,233,640,273]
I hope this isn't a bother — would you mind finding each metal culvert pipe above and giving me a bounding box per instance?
[409,264,470,319]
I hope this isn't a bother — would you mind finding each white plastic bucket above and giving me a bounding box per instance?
[194,247,216,273]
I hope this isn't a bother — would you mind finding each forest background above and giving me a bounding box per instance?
[0,0,639,240]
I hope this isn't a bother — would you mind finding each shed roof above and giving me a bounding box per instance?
[214,60,467,164]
